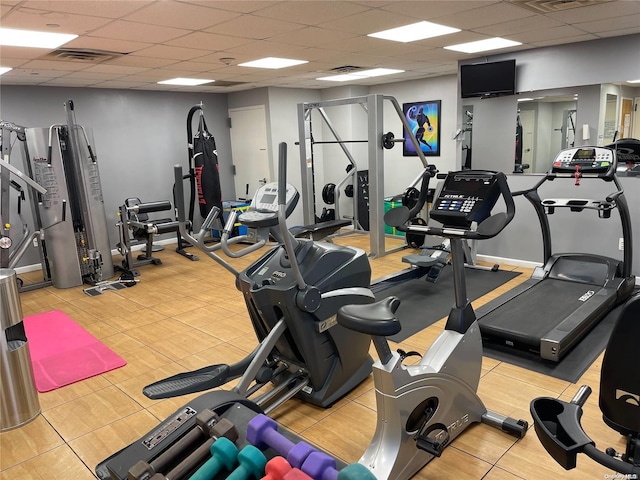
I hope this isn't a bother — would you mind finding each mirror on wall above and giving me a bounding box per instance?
[516,94,578,173]
[603,93,619,144]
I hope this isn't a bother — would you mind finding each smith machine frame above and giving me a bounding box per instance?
[297,94,429,258]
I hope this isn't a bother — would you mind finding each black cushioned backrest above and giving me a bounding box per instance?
[599,293,640,435]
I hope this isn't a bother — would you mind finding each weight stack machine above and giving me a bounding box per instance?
[24,100,114,288]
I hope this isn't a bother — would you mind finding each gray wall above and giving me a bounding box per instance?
[481,174,639,276]
[1,85,232,265]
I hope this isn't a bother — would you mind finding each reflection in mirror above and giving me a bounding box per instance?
[462,106,473,169]
[516,94,578,173]
[603,93,618,144]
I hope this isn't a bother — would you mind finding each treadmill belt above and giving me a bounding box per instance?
[374,267,521,343]
[478,278,602,345]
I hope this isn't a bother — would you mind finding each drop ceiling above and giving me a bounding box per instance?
[1,0,638,92]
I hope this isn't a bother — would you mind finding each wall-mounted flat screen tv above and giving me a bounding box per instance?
[460,59,516,98]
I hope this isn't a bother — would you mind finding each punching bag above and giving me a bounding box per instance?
[193,115,223,218]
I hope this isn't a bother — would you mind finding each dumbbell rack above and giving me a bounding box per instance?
[96,391,348,480]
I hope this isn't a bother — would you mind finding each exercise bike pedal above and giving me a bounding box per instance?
[416,435,447,457]
[415,422,450,457]
[143,363,232,399]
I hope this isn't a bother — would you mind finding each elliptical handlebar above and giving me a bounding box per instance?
[277,142,307,291]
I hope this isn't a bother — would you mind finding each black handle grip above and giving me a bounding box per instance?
[61,200,67,222]
[174,165,186,223]
[278,142,287,205]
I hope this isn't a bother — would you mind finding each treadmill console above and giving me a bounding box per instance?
[238,182,299,227]
[551,146,616,177]
[429,171,501,228]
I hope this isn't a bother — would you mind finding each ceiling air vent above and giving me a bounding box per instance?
[330,65,364,74]
[41,48,127,63]
[513,0,613,14]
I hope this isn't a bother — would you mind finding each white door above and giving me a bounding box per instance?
[229,105,270,201]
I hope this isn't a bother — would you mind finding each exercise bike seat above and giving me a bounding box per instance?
[337,296,401,336]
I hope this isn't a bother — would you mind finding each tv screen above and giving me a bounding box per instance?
[460,59,516,98]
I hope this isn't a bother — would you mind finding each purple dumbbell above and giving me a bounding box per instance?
[246,415,316,469]
[302,452,377,480]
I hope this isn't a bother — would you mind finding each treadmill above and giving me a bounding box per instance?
[477,146,635,362]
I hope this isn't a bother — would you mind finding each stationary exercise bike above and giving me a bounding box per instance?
[530,292,640,475]
[338,168,529,480]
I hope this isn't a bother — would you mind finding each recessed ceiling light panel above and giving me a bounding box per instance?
[0,67,12,75]
[0,27,77,49]
[368,21,460,43]
[157,78,214,86]
[444,37,521,54]
[238,57,308,69]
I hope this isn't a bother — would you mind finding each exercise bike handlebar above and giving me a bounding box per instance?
[403,171,516,241]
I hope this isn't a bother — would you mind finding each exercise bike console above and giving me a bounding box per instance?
[429,171,502,228]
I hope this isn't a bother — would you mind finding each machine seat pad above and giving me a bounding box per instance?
[337,296,401,336]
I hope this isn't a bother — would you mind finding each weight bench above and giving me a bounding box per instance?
[117,197,196,275]
[290,218,351,242]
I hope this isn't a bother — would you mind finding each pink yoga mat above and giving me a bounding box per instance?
[23,310,126,392]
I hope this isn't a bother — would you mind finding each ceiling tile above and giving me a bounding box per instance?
[20,1,152,19]
[63,36,152,54]
[104,55,178,69]
[317,9,415,35]
[574,13,640,34]
[1,6,112,33]
[133,44,212,61]
[434,2,534,29]
[166,32,253,51]
[252,1,371,25]
[269,26,357,48]
[88,20,192,44]
[122,2,241,30]
[204,14,306,40]
[19,59,93,71]
[177,1,271,14]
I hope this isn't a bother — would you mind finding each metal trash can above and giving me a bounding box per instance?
[1,268,41,430]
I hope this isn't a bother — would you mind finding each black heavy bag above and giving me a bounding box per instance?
[193,116,223,218]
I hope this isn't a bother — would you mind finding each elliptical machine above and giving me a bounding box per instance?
[338,168,529,480]
[142,142,374,413]
[530,292,640,475]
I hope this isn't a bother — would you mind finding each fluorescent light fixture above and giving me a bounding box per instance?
[628,79,640,84]
[445,37,521,53]
[238,57,308,69]
[317,68,404,82]
[157,78,214,86]
[0,27,77,49]
[0,67,12,75]
[517,98,534,102]
[368,21,460,43]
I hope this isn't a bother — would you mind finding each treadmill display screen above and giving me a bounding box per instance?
[551,146,615,176]
[574,148,595,159]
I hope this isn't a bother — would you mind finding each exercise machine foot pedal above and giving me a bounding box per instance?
[415,422,449,457]
[143,364,232,399]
